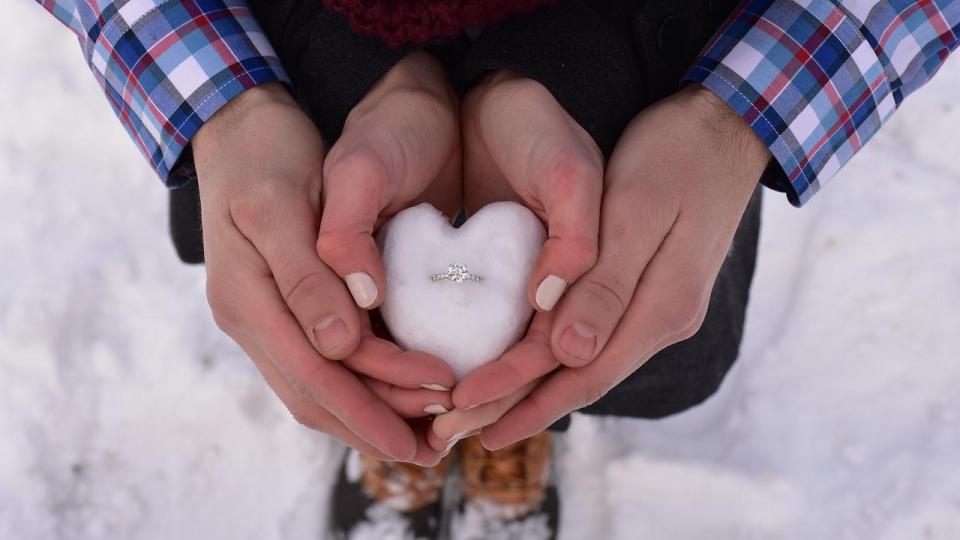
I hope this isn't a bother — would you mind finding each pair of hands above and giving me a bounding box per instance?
[192,50,769,465]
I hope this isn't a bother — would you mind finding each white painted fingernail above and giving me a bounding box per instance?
[420,384,450,392]
[535,274,568,311]
[345,272,378,309]
[423,404,449,415]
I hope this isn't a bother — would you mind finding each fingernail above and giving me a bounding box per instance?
[481,439,499,452]
[420,384,451,392]
[423,404,449,415]
[443,430,470,453]
[535,274,568,311]
[313,315,347,353]
[560,322,598,363]
[345,272,378,309]
[446,429,470,443]
[443,439,457,454]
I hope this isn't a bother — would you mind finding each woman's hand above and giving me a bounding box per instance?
[426,71,604,447]
[462,70,603,312]
[317,50,462,310]
[452,84,770,450]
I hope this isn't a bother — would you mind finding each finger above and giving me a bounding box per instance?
[227,188,362,360]
[318,60,458,310]
[429,381,537,452]
[452,312,559,409]
[362,377,454,419]
[254,305,419,460]
[482,217,717,451]
[408,419,445,467]
[547,179,678,367]
[427,427,481,456]
[343,336,457,391]
[204,223,418,461]
[527,154,602,312]
[231,332,393,461]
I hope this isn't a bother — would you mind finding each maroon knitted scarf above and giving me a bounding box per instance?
[322,0,552,47]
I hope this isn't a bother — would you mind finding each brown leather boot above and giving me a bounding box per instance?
[360,453,455,511]
[459,431,555,520]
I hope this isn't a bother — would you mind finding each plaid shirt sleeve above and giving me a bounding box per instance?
[35,0,290,186]
[685,0,960,206]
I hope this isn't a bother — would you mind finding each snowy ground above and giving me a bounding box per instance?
[3,3,960,539]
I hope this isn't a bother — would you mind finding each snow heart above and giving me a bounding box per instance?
[377,202,546,379]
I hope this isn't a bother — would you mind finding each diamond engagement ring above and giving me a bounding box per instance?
[431,263,483,284]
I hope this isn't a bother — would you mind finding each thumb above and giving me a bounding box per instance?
[527,152,602,312]
[316,146,391,310]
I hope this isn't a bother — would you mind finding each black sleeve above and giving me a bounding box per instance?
[457,0,643,157]
[247,0,415,143]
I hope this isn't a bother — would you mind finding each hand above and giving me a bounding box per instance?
[455,84,770,450]
[426,314,556,454]
[317,50,462,310]
[461,71,602,312]
[193,80,453,466]
[427,72,603,447]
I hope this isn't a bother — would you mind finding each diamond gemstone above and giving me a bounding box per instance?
[448,263,469,283]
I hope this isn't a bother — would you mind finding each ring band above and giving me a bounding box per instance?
[431,263,483,284]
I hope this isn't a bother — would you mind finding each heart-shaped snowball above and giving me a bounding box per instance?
[378,202,546,379]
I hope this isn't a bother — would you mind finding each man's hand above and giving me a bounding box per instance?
[192,75,455,465]
[452,84,770,450]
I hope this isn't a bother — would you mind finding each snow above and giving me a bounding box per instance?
[379,202,545,379]
[2,3,959,539]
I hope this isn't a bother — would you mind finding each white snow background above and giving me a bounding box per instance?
[2,2,960,539]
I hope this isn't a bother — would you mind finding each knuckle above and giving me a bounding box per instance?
[287,376,314,403]
[288,407,326,432]
[383,87,452,125]
[295,362,331,401]
[527,391,558,425]
[675,308,708,342]
[577,270,634,314]
[206,281,242,332]
[323,145,391,193]
[315,228,359,263]
[482,75,551,110]
[656,282,709,338]
[278,268,328,310]
[565,238,599,270]
[543,154,603,197]
[578,384,610,409]
[228,184,279,231]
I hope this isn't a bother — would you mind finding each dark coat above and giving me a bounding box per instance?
[170,0,763,425]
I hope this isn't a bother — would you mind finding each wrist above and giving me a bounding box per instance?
[193,82,294,157]
[682,83,771,182]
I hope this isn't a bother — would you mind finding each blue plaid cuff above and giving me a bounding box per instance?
[38,0,290,185]
[686,0,960,206]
